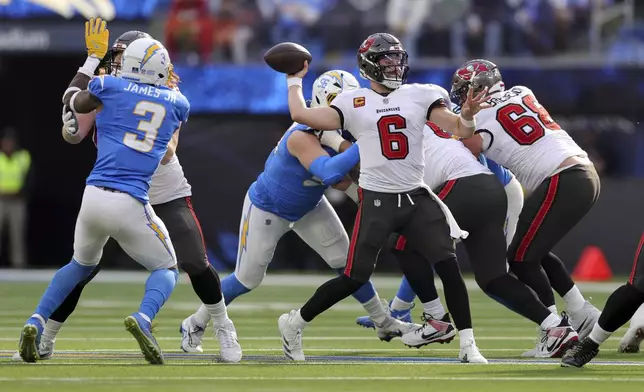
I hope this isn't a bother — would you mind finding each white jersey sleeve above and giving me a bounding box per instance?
[330,89,359,133]
[475,86,589,194]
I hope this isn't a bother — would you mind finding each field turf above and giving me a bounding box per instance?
[1,271,643,391]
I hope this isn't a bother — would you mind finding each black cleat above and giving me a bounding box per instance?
[561,337,599,368]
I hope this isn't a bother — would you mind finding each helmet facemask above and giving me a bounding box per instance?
[362,50,408,90]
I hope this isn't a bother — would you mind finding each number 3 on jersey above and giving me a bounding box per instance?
[377,114,409,160]
[123,101,167,152]
[496,94,560,145]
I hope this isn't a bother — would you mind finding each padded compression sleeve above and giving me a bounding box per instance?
[309,143,360,185]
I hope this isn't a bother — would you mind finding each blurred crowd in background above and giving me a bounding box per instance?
[162,0,637,64]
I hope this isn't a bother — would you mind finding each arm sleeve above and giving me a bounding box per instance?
[422,84,450,119]
[308,143,360,185]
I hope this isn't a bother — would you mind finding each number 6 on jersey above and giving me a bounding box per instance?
[124,101,167,152]
[377,114,409,160]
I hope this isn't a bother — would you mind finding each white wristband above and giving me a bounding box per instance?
[287,77,303,88]
[459,114,476,128]
[78,56,101,78]
[319,131,345,153]
[69,91,81,113]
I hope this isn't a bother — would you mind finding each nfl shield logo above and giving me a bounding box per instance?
[374,199,381,207]
[383,98,389,104]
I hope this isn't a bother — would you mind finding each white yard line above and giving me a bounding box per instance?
[0,335,625,341]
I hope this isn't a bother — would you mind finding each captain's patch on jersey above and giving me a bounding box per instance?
[353,97,365,108]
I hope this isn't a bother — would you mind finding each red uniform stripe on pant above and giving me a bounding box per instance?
[345,188,363,276]
[395,236,407,251]
[437,179,457,200]
[515,174,560,262]
[185,196,209,261]
[629,231,644,284]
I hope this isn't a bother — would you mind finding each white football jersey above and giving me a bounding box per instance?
[331,83,447,192]
[476,85,588,194]
[423,122,491,190]
[148,154,192,205]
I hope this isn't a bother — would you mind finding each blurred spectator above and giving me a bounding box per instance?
[0,128,31,268]
[209,0,258,63]
[166,0,214,64]
[386,0,432,59]
[450,0,505,59]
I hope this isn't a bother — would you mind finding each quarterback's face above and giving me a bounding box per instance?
[377,53,404,79]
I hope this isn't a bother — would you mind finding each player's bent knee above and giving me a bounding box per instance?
[179,256,209,276]
[340,274,366,292]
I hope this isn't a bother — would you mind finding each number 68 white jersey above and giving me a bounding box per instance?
[476,85,589,194]
[330,83,447,193]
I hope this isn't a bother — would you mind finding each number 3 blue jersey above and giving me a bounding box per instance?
[86,75,190,203]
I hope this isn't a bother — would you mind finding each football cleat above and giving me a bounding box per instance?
[567,302,601,340]
[459,339,488,363]
[278,311,305,361]
[618,326,644,353]
[214,318,242,363]
[401,313,456,348]
[180,316,205,353]
[375,316,420,342]
[535,314,578,358]
[12,338,54,361]
[561,337,599,368]
[124,313,164,365]
[18,315,45,363]
[356,300,414,329]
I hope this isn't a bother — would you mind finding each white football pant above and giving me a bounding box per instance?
[73,185,177,270]
[504,175,524,248]
[234,192,348,289]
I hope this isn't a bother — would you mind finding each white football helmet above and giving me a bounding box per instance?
[119,37,171,86]
[311,70,360,108]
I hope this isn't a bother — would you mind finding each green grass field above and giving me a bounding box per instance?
[1,272,643,391]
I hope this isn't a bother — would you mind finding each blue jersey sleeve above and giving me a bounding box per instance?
[485,156,513,186]
[177,93,190,124]
[88,75,118,101]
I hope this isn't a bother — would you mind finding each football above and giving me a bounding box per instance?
[264,42,312,75]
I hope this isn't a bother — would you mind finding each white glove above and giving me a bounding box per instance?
[315,130,346,153]
[62,105,78,136]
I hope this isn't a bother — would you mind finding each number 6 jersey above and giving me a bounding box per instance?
[330,83,446,193]
[476,85,588,195]
[86,74,190,203]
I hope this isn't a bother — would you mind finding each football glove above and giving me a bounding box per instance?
[62,105,78,136]
[85,17,109,59]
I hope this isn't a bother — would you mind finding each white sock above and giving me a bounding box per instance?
[630,304,644,327]
[362,295,387,326]
[459,328,474,346]
[422,298,446,320]
[563,285,586,313]
[191,304,212,328]
[589,323,611,345]
[204,299,229,328]
[540,313,561,330]
[42,320,63,343]
[548,305,558,315]
[391,297,414,311]
[291,310,308,330]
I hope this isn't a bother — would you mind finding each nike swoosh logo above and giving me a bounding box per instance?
[421,330,441,340]
[546,335,565,352]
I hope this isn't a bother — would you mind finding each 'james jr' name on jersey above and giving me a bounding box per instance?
[86,75,190,203]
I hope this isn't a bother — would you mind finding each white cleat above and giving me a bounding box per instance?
[459,339,488,363]
[567,302,601,340]
[375,316,421,342]
[618,326,644,353]
[278,311,305,361]
[401,313,456,348]
[12,339,55,361]
[534,314,578,358]
[214,318,242,363]
[180,316,205,353]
